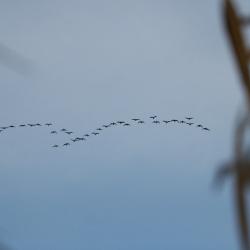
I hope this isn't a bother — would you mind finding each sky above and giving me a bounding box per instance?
[0,0,249,249]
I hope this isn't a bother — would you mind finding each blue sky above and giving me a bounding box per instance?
[0,0,249,249]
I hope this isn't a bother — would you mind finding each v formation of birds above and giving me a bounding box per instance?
[0,116,210,149]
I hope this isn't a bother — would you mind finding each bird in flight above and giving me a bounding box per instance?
[153,120,160,124]
[36,123,42,126]
[123,123,130,126]
[179,120,186,124]
[65,131,73,135]
[45,123,52,126]
[185,117,193,120]
[132,119,140,121]
[110,122,117,126]
[138,120,145,124]
[61,128,67,132]
[186,122,194,126]
[84,134,90,137]
[97,128,102,131]
[163,120,170,124]
[171,119,179,123]
[63,143,70,146]
[150,116,157,119]
[77,137,85,141]
[19,124,26,127]
[197,124,203,127]
[52,144,59,148]
[71,138,78,142]
[117,121,125,124]
[50,131,57,134]
[92,132,99,135]
[203,127,210,131]
[102,125,110,128]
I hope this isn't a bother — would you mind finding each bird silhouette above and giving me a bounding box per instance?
[97,128,102,131]
[138,120,145,124]
[102,125,110,128]
[179,120,186,124]
[110,122,117,126]
[63,143,70,146]
[78,137,85,141]
[28,124,36,127]
[153,120,160,124]
[8,125,15,128]
[65,131,73,135]
[36,123,41,126]
[171,119,179,123]
[84,134,90,137]
[92,132,99,135]
[61,128,67,131]
[186,122,194,126]
[117,121,125,124]
[45,123,52,126]
[50,131,57,134]
[197,124,203,127]
[52,144,59,148]
[150,116,157,119]
[203,127,210,131]
[132,119,140,121]
[71,138,78,142]
[163,120,170,124]
[185,117,193,120]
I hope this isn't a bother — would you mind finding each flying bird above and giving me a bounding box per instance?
[19,124,26,127]
[36,123,41,126]
[45,123,52,126]
[52,144,59,148]
[61,128,67,131]
[123,123,130,126]
[203,127,210,131]
[92,132,99,135]
[179,120,186,124]
[63,143,70,146]
[50,131,57,134]
[132,119,140,121]
[138,120,145,124]
[110,122,117,126]
[150,116,157,119]
[102,125,109,128]
[163,120,170,124]
[197,124,203,127]
[65,131,73,135]
[84,134,90,137]
[117,121,125,124]
[153,120,160,124]
[185,117,193,120]
[97,128,102,131]
[78,137,85,141]
[186,123,194,126]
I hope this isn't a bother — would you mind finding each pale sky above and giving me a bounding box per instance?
[0,0,249,249]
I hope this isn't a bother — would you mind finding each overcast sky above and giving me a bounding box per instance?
[0,0,249,249]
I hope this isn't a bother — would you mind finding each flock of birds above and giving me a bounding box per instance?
[0,115,210,149]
